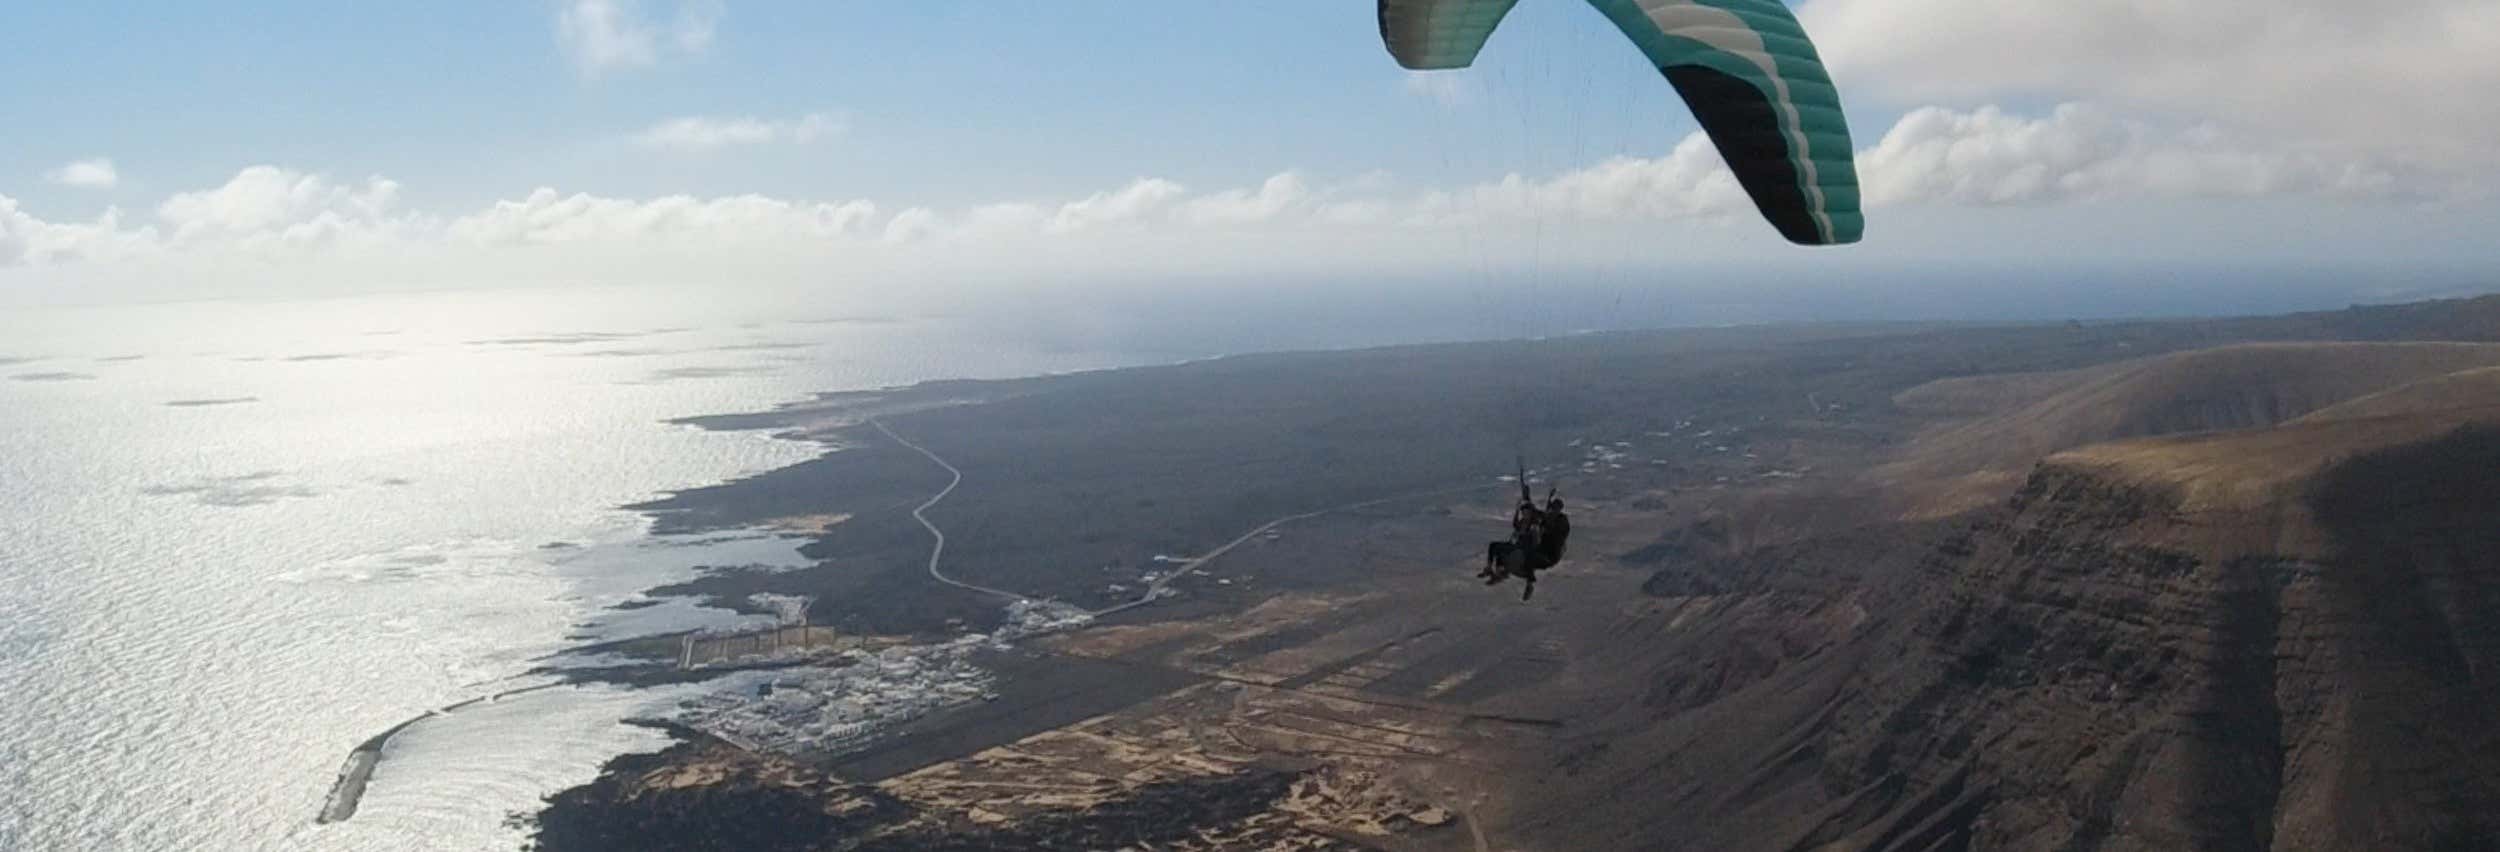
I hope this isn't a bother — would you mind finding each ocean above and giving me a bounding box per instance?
[0,285,1209,851]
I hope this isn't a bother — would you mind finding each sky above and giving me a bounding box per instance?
[3,1,2496,315]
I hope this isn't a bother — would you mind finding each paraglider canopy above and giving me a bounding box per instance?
[1378,0,1863,246]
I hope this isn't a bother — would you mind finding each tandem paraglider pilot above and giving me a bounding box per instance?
[1482,477,1570,601]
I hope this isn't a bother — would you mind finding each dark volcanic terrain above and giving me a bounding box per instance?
[533,295,2500,851]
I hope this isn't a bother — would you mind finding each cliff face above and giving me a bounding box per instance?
[2285,427,2500,851]
[1879,343,2500,518]
[1851,430,2500,851]
[1532,400,2500,851]
[1831,464,2315,852]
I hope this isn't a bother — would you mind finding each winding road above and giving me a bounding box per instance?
[1091,505,1332,617]
[872,418,1030,602]
[874,417,1486,618]
[1091,485,1479,617]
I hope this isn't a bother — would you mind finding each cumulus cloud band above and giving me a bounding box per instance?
[1798,0,2500,170]
[1858,104,2409,206]
[0,103,2430,272]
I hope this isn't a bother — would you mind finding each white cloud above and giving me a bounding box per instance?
[1798,0,2500,168]
[881,207,939,244]
[956,202,1043,232]
[448,187,875,245]
[631,112,842,151]
[557,0,653,76]
[1412,134,1751,225]
[0,197,153,266]
[893,201,1049,242]
[0,155,1739,274]
[45,158,119,190]
[556,0,723,78]
[1180,173,1313,225]
[0,103,2444,281]
[1045,178,1187,233]
[1858,104,2410,207]
[1311,198,1397,227]
[154,166,413,250]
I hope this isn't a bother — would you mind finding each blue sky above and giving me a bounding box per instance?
[3,3,1708,209]
[4,1,2495,312]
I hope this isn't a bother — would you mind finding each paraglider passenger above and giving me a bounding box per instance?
[1536,497,1570,567]
[1470,492,1570,597]
[1484,495,1542,580]
[1484,492,1552,600]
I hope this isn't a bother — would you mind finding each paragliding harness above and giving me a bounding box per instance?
[1483,458,1568,600]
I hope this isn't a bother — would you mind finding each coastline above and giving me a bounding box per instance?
[311,355,1146,829]
[507,300,2488,849]
[506,300,2472,847]
[497,322,1971,847]
[343,313,2252,842]
[315,682,566,823]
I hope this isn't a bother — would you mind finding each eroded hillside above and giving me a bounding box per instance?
[1522,333,2500,850]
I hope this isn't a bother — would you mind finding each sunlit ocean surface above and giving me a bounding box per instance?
[0,286,1199,851]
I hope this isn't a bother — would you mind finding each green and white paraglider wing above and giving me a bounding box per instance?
[1378,0,1523,70]
[1587,0,1862,245]
[1378,0,1863,246]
